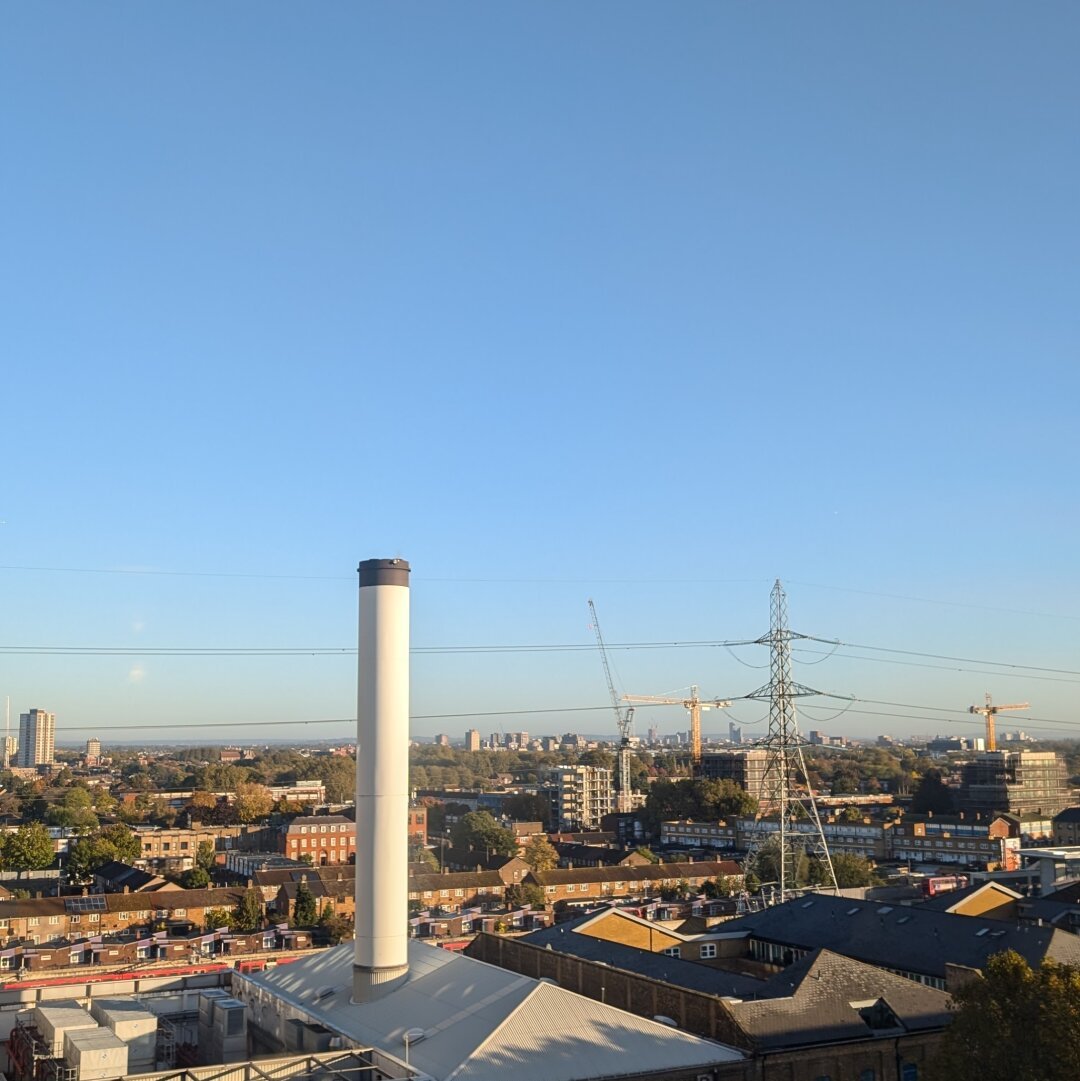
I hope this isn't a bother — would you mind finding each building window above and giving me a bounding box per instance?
[700,943,717,959]
[88,914,100,923]
[859,1071,876,1081]
[70,915,81,924]
[174,909,186,917]
[49,916,59,925]
[28,918,39,927]
[662,947,681,958]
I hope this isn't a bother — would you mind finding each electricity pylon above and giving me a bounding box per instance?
[745,580,837,901]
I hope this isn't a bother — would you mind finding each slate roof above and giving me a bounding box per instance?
[521,913,767,999]
[410,871,504,893]
[718,893,1080,980]
[529,860,741,886]
[1053,807,1080,824]
[727,948,952,1051]
[94,861,164,892]
[103,886,244,913]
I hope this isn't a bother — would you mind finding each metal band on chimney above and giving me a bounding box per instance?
[357,559,410,588]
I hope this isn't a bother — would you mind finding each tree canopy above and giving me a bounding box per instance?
[450,811,518,857]
[522,833,559,871]
[641,778,758,833]
[929,951,1080,1081]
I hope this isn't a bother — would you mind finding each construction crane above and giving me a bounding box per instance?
[969,693,1029,751]
[587,599,636,813]
[622,686,732,769]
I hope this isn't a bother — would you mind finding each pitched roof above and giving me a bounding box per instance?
[529,860,740,885]
[94,861,164,892]
[1053,807,1080,824]
[103,886,244,913]
[719,893,1080,981]
[918,881,1022,912]
[727,948,952,1050]
[240,939,743,1081]
[521,914,767,999]
[410,872,504,893]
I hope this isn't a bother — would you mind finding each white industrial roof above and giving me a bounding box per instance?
[243,940,741,1081]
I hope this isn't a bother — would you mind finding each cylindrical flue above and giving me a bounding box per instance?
[353,558,411,1002]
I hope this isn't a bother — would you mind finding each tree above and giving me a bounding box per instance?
[505,882,546,908]
[204,907,234,931]
[703,875,739,898]
[99,823,141,864]
[196,839,217,873]
[450,811,518,857]
[234,782,274,823]
[911,769,955,815]
[293,880,317,926]
[318,903,353,944]
[928,951,1080,1081]
[634,846,660,864]
[501,793,551,827]
[522,834,559,871]
[750,835,811,889]
[5,823,55,878]
[189,790,220,818]
[820,852,880,888]
[181,867,211,889]
[409,844,440,871]
[234,886,264,931]
[46,787,99,831]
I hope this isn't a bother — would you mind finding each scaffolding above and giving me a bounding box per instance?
[8,1018,61,1081]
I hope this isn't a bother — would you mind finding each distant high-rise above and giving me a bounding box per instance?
[464,728,481,752]
[18,709,55,767]
[2,735,16,768]
[958,750,1069,817]
[545,765,614,831]
[728,721,743,745]
[86,737,102,765]
[698,749,770,803]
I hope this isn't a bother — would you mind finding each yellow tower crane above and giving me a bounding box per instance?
[969,693,1029,752]
[622,685,732,768]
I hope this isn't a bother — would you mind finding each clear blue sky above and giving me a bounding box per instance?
[2,4,1078,745]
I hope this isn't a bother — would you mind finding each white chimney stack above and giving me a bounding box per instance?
[353,558,410,1002]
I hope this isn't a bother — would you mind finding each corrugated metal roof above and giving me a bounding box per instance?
[244,940,741,1081]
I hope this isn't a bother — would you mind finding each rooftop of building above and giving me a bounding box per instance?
[726,947,953,1051]
[717,892,1080,980]
[237,939,743,1081]
[520,911,768,999]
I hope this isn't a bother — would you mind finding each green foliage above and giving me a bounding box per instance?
[749,835,811,889]
[99,823,141,863]
[660,878,692,901]
[703,875,739,898]
[196,839,217,873]
[409,844,440,871]
[293,880,317,926]
[204,907,234,931]
[929,951,1080,1081]
[45,787,99,831]
[911,768,955,815]
[505,882,546,908]
[818,852,881,888]
[501,793,551,827]
[234,886,264,931]
[634,846,660,864]
[5,822,56,877]
[317,905,352,944]
[181,866,211,889]
[640,778,758,834]
[450,811,518,857]
[66,825,140,881]
[522,834,559,871]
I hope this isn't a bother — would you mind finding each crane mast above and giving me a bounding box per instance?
[588,599,635,813]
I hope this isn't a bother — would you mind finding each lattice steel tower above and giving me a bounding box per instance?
[746,580,837,901]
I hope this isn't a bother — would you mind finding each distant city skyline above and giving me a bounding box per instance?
[3,5,1078,743]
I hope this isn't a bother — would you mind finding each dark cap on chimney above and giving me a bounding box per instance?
[358,559,410,588]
